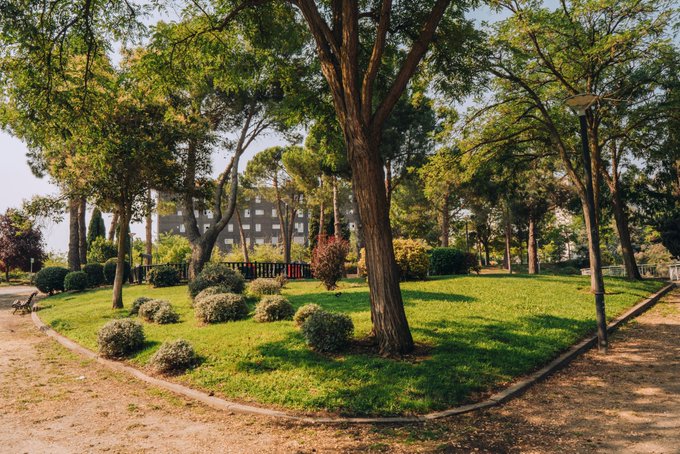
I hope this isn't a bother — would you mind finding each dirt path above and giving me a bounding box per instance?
[1,287,679,453]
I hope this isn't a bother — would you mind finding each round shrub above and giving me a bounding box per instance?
[153,304,180,324]
[138,299,172,322]
[97,319,145,358]
[293,303,322,327]
[82,263,104,287]
[103,258,131,285]
[35,266,70,295]
[301,310,354,353]
[188,263,245,298]
[248,278,282,297]
[129,296,152,316]
[148,339,197,374]
[194,293,249,324]
[429,248,476,276]
[148,265,180,288]
[194,285,229,305]
[64,271,88,292]
[254,295,295,322]
[359,239,430,280]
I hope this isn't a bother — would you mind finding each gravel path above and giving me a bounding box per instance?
[1,287,679,453]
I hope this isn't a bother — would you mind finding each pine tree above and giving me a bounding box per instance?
[87,207,107,247]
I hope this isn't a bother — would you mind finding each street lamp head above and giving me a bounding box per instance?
[564,93,598,116]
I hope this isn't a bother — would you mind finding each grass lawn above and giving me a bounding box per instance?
[38,274,664,416]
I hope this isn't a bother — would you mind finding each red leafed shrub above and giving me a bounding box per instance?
[311,236,350,290]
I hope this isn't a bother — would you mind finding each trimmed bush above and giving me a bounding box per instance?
[358,239,430,281]
[311,237,350,290]
[254,295,294,322]
[429,248,477,276]
[129,296,153,316]
[153,304,180,324]
[194,293,248,324]
[35,266,70,295]
[188,263,245,298]
[138,299,172,322]
[103,258,131,285]
[301,310,354,353]
[193,285,229,305]
[64,271,88,292]
[293,303,322,327]
[275,273,288,288]
[248,278,282,297]
[148,339,198,374]
[97,319,145,358]
[82,263,105,287]
[148,265,180,288]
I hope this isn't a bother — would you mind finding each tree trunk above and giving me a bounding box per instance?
[351,187,365,259]
[332,177,341,239]
[528,214,539,274]
[348,139,414,356]
[5,268,9,283]
[78,197,87,265]
[318,177,325,244]
[611,186,641,279]
[108,211,118,242]
[112,208,129,309]
[484,242,490,267]
[145,210,153,266]
[188,235,216,279]
[68,197,81,271]
[384,159,393,208]
[440,197,450,247]
[235,209,249,263]
[504,214,512,274]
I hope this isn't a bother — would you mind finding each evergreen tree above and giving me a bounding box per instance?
[87,207,107,247]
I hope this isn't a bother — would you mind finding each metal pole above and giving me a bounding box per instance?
[578,114,608,353]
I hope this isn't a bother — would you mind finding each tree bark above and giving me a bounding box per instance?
[351,187,365,259]
[318,177,325,244]
[145,207,153,266]
[108,210,118,242]
[504,213,512,274]
[611,184,641,279]
[112,207,129,309]
[235,209,249,262]
[332,177,341,239]
[78,197,87,265]
[68,197,81,271]
[528,214,539,274]
[440,195,450,247]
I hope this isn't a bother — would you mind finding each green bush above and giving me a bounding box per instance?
[97,319,145,358]
[301,310,354,353]
[194,293,249,324]
[248,278,282,297]
[293,303,322,327]
[148,339,198,374]
[64,271,88,292]
[148,265,180,288]
[35,266,70,295]
[429,248,477,275]
[82,263,104,287]
[358,239,430,280]
[254,295,294,322]
[138,299,173,323]
[193,285,229,305]
[103,258,131,285]
[87,237,117,263]
[188,263,245,298]
[129,296,153,316]
[153,304,180,324]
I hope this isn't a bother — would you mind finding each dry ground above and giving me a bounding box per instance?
[1,286,679,453]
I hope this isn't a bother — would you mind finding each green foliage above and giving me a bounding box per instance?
[138,299,172,323]
[188,263,245,298]
[253,295,294,322]
[194,293,249,324]
[301,310,354,353]
[148,265,180,288]
[154,233,191,264]
[153,304,180,325]
[250,244,284,263]
[293,303,322,328]
[148,339,197,374]
[103,258,130,285]
[97,319,145,359]
[311,237,349,290]
[0,209,46,277]
[88,237,118,264]
[35,266,69,294]
[429,248,477,276]
[82,263,104,287]
[360,239,430,281]
[64,271,88,292]
[248,278,282,297]
[193,286,229,305]
[87,207,106,246]
[129,296,152,316]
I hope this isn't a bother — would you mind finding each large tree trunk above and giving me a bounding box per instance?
[611,186,640,279]
[108,211,118,242]
[332,177,342,239]
[78,197,87,265]
[68,197,81,271]
[145,189,153,266]
[351,187,365,259]
[349,139,414,356]
[440,197,450,247]
[189,235,217,279]
[318,177,325,244]
[112,208,129,309]
[528,214,539,274]
[235,209,249,263]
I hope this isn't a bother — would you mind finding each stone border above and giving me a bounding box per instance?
[32,282,676,424]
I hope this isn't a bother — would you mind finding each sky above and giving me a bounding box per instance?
[0,4,501,254]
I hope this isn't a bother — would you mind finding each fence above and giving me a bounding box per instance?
[132,261,312,284]
[581,263,680,279]
[670,264,680,281]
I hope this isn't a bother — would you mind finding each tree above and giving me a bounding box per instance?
[87,207,107,247]
[0,209,46,281]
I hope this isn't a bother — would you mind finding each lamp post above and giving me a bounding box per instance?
[565,93,608,353]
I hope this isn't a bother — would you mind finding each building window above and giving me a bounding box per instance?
[244,209,251,218]
[271,236,278,244]
[227,223,233,232]
[255,238,264,245]
[296,222,304,233]
[255,209,264,216]
[272,224,280,230]
[349,222,356,230]
[271,208,277,217]
[297,211,304,218]
[293,236,305,244]
[177,210,183,216]
[206,210,213,219]
[255,195,261,203]
[224,238,234,245]
[255,223,261,232]
[204,224,210,232]
[194,210,199,218]
[243,224,250,230]
[179,224,186,233]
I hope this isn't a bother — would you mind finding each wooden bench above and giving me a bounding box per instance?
[12,292,38,315]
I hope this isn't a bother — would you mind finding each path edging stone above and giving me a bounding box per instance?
[32,282,676,424]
